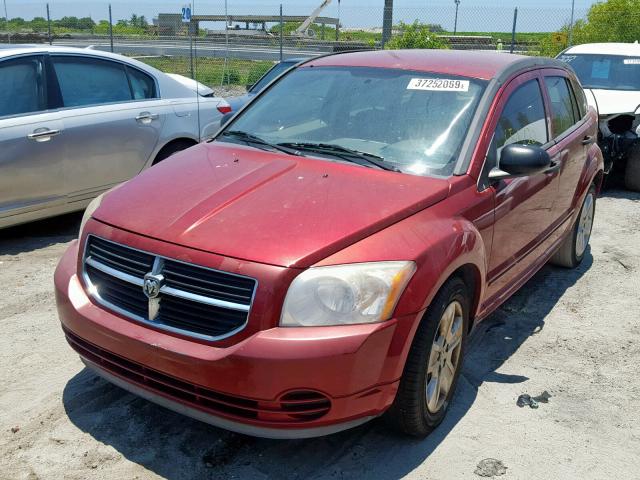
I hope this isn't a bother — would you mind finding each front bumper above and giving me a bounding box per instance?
[55,239,422,438]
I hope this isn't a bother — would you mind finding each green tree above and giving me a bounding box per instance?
[57,16,80,29]
[270,21,302,35]
[541,0,640,56]
[77,17,96,31]
[95,20,110,34]
[31,16,48,33]
[385,21,449,50]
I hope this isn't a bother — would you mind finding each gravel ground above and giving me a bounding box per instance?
[0,189,639,480]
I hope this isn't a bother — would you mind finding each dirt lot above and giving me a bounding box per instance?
[1,190,639,480]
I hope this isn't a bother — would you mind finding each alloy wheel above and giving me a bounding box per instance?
[576,192,595,258]
[426,300,464,413]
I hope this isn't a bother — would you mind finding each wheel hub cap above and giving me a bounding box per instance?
[576,192,594,257]
[426,300,464,413]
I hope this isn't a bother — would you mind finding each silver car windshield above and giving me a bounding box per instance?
[220,66,486,177]
[558,53,640,91]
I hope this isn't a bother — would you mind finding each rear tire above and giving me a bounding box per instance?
[385,277,469,437]
[624,143,640,192]
[550,184,596,268]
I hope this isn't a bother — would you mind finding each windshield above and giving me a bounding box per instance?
[558,53,640,91]
[221,66,486,177]
[250,61,297,93]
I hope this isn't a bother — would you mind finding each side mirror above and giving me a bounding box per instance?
[488,143,552,181]
[220,111,234,127]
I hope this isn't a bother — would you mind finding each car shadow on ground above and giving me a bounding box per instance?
[599,187,640,201]
[61,252,593,480]
[0,212,81,255]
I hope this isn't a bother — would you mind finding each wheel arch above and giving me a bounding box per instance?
[449,263,482,332]
[152,137,199,165]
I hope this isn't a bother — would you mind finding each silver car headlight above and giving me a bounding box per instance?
[78,193,105,236]
[280,261,416,327]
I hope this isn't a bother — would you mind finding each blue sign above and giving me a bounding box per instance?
[181,5,192,23]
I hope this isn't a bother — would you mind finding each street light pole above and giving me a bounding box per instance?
[453,0,461,35]
[568,0,575,46]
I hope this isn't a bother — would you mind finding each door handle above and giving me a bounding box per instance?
[544,160,561,174]
[135,112,159,124]
[581,135,596,145]
[27,128,61,142]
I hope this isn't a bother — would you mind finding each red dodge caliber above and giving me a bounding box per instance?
[55,50,603,438]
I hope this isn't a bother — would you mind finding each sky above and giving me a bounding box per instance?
[6,1,597,32]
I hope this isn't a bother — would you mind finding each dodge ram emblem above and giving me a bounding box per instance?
[143,273,164,299]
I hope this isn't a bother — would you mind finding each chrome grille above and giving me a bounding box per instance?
[82,235,257,341]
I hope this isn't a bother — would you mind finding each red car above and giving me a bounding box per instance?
[55,50,603,439]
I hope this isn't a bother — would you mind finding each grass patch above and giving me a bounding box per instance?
[138,56,273,87]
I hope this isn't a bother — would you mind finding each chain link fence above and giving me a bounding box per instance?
[0,2,594,95]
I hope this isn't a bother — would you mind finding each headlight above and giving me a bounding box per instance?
[78,193,105,236]
[280,261,416,327]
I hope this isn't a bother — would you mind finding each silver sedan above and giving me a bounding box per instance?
[0,46,231,229]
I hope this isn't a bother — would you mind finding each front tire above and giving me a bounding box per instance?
[550,184,596,268]
[385,277,469,437]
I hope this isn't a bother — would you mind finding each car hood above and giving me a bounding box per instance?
[94,143,450,268]
[584,88,640,115]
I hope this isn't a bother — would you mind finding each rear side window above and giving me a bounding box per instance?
[569,77,588,118]
[0,56,46,117]
[544,76,578,137]
[52,56,132,107]
[126,66,157,100]
[495,79,548,149]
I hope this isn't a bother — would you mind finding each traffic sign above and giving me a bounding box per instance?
[181,5,192,23]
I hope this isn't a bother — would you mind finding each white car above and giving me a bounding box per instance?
[0,46,231,228]
[558,43,640,191]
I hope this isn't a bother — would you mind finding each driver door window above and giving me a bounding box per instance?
[485,79,548,173]
[495,79,548,151]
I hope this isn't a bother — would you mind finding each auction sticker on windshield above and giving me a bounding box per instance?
[407,78,470,92]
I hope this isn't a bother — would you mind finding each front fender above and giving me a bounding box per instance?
[315,199,489,320]
[316,198,490,384]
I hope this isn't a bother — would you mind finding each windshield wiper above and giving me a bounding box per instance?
[220,131,302,156]
[277,142,400,172]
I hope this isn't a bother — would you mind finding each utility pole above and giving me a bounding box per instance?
[453,0,461,35]
[382,0,393,47]
[108,4,113,52]
[46,3,51,45]
[510,7,518,54]
[279,4,283,62]
[3,0,9,43]
[568,0,575,46]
